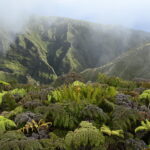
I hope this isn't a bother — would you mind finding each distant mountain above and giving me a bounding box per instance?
[81,43,150,81]
[0,16,150,83]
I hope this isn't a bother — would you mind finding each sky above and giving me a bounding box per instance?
[0,0,150,32]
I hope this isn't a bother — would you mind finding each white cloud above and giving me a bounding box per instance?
[0,0,150,31]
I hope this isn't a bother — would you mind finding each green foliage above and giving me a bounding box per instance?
[1,93,17,110]
[135,119,150,133]
[0,80,10,86]
[80,104,109,123]
[0,139,43,150]
[10,88,26,97]
[0,88,26,109]
[100,125,124,138]
[111,106,140,130]
[0,131,65,150]
[1,18,150,149]
[100,99,115,113]
[36,104,79,129]
[0,116,16,134]
[139,90,150,107]
[72,81,85,86]
[4,106,24,119]
[0,91,7,104]
[65,121,105,150]
[40,133,65,150]
[97,73,136,89]
[48,82,117,105]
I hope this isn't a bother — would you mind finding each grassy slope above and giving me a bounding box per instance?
[1,16,150,83]
[81,43,150,81]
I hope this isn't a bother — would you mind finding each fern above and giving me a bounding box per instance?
[0,80,10,86]
[0,131,65,150]
[36,104,79,129]
[111,106,140,130]
[100,125,124,138]
[0,130,26,141]
[65,121,105,150]
[4,106,24,119]
[0,89,26,105]
[10,88,26,97]
[48,82,117,105]
[40,132,65,150]
[139,90,150,107]
[0,91,7,104]
[97,73,136,89]
[0,116,16,134]
[135,119,150,133]
[80,104,109,123]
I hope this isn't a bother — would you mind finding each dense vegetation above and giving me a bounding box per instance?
[0,73,150,150]
[1,16,150,83]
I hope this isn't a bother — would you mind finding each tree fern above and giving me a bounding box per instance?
[65,121,105,150]
[0,116,16,134]
[0,131,65,150]
[36,104,79,129]
[40,132,65,150]
[111,106,140,130]
[80,104,109,123]
[48,83,117,105]
[135,119,150,133]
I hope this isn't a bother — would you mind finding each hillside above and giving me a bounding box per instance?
[1,17,150,83]
[0,74,150,149]
[81,43,150,81]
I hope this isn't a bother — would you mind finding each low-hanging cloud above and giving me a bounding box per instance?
[0,0,150,32]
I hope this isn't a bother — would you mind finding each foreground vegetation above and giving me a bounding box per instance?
[0,73,150,150]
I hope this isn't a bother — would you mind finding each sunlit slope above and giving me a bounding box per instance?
[1,16,150,83]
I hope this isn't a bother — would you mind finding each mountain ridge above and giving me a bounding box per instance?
[81,43,150,81]
[0,16,150,83]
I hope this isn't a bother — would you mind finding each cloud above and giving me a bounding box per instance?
[0,0,150,31]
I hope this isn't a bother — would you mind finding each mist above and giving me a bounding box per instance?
[0,0,150,32]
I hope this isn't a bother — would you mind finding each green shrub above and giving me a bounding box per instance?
[135,119,150,133]
[48,81,117,105]
[111,106,141,130]
[65,121,105,150]
[0,116,16,134]
[0,80,10,86]
[1,93,17,110]
[100,125,124,138]
[139,90,150,107]
[97,73,136,90]
[10,88,26,97]
[4,106,24,119]
[0,91,7,104]
[36,104,79,129]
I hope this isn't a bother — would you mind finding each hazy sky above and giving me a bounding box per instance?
[0,0,150,32]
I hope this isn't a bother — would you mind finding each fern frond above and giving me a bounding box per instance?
[135,119,150,133]
[0,116,16,134]
[101,125,124,138]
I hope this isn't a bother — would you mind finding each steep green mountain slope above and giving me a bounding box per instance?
[81,43,150,81]
[1,16,150,83]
